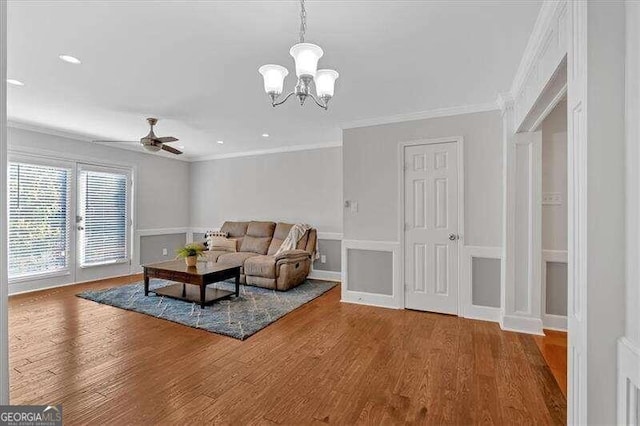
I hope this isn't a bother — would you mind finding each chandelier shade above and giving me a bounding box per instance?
[258,64,289,95]
[289,43,324,78]
[258,0,338,110]
[315,69,339,99]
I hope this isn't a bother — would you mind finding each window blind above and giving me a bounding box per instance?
[8,163,71,279]
[79,169,129,266]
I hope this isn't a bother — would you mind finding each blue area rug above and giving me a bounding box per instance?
[77,279,337,340]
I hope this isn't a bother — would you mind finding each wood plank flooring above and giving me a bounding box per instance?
[8,276,566,425]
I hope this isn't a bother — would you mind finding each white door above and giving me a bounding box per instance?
[75,163,132,283]
[404,142,459,314]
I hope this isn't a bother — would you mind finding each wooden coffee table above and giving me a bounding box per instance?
[143,260,241,308]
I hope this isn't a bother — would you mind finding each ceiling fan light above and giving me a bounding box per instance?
[143,144,161,152]
[315,69,339,99]
[289,43,323,78]
[258,64,289,96]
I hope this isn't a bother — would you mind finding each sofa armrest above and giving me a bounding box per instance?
[275,249,311,262]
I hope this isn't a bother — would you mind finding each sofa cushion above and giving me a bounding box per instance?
[216,252,259,267]
[267,222,293,255]
[208,236,237,252]
[246,221,276,237]
[203,250,228,262]
[239,221,275,254]
[240,236,271,255]
[244,255,277,278]
[220,221,249,238]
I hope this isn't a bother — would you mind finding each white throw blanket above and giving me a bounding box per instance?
[275,223,319,260]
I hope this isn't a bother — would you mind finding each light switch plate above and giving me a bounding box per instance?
[542,192,562,205]
[350,201,358,213]
[162,248,168,256]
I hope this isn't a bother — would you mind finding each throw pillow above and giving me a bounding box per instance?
[204,230,228,250]
[209,236,237,252]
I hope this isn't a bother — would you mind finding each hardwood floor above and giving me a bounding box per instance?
[9,276,566,425]
[534,330,568,397]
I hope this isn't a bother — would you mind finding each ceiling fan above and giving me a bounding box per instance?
[93,118,182,155]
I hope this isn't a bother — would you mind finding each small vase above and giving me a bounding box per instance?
[185,256,197,267]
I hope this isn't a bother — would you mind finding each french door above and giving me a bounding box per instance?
[7,155,132,290]
[75,163,132,283]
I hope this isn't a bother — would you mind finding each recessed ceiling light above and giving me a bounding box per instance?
[217,140,224,144]
[59,54,81,64]
[7,79,24,86]
[262,133,270,138]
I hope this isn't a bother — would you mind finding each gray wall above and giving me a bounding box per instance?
[140,233,187,265]
[347,249,392,295]
[472,257,501,308]
[545,262,567,316]
[313,239,341,272]
[540,100,567,317]
[343,110,503,296]
[343,110,503,246]
[8,127,191,230]
[190,147,342,233]
[541,100,568,251]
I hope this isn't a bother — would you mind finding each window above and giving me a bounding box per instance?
[8,162,71,279]
[78,167,130,266]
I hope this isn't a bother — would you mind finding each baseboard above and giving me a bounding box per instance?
[500,314,545,335]
[462,304,501,323]
[8,272,141,296]
[543,313,567,331]
[618,337,640,424]
[341,290,402,310]
[308,269,341,282]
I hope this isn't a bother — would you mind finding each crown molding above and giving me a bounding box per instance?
[194,141,342,162]
[509,0,566,97]
[341,102,499,130]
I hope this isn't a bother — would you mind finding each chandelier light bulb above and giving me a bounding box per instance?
[258,64,289,96]
[289,43,324,78]
[315,69,339,99]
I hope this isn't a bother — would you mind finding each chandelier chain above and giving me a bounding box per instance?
[299,0,307,43]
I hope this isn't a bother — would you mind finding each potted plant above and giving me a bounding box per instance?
[176,243,205,267]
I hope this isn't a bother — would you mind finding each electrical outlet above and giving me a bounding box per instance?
[321,254,327,264]
[162,248,168,256]
[542,192,562,205]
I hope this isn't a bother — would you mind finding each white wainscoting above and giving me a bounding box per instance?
[341,239,402,309]
[618,337,640,425]
[542,249,568,331]
[459,245,502,323]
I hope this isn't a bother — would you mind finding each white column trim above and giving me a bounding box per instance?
[0,0,8,405]
[341,239,402,309]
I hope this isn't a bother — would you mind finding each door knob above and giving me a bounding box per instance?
[448,233,458,241]
[77,226,84,231]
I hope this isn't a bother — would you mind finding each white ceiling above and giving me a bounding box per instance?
[7,0,541,160]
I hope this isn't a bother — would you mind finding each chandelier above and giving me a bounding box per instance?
[258,0,339,110]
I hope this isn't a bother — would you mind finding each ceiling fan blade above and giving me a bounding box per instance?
[161,144,183,155]
[155,136,178,143]
[93,140,139,143]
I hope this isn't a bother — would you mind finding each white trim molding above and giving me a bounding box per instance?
[0,0,9,405]
[341,239,402,309]
[618,337,640,425]
[510,0,568,131]
[196,141,342,162]
[459,245,502,323]
[342,102,498,130]
[308,269,341,282]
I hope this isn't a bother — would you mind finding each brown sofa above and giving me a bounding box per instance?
[204,221,317,291]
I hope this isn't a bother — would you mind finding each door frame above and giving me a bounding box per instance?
[398,136,465,313]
